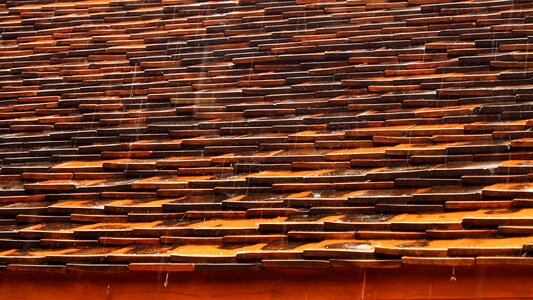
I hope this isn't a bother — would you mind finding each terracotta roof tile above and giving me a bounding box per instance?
[0,0,532,274]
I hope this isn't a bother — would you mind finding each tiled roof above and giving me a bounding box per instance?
[0,0,532,273]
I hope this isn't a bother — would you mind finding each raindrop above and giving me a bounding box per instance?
[450,267,457,281]
[164,272,169,287]
[361,269,367,300]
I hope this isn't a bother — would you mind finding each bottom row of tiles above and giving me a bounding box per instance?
[2,256,533,273]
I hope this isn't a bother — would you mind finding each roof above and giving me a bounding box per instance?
[0,0,532,274]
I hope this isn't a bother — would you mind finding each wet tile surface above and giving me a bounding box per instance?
[0,0,532,271]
